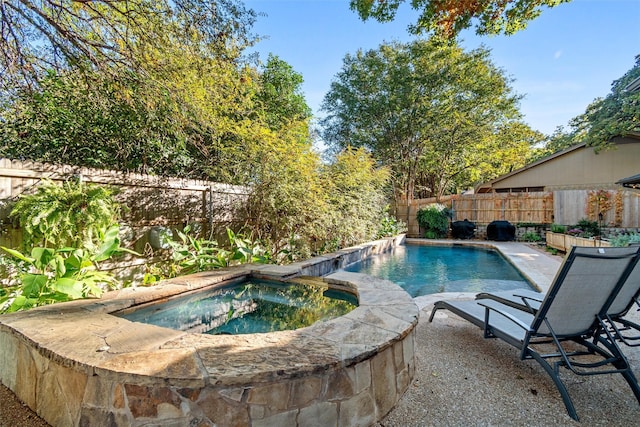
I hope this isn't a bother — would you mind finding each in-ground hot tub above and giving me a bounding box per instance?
[114,277,359,335]
[0,235,417,426]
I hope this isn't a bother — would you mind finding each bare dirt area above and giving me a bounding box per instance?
[0,383,49,427]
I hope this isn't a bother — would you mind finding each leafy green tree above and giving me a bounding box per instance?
[529,56,640,161]
[350,0,569,38]
[0,71,195,174]
[321,39,535,203]
[0,0,257,90]
[0,41,268,179]
[571,55,640,150]
[254,54,312,131]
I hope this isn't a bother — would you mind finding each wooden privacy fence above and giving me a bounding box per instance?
[395,189,639,238]
[395,192,553,237]
[553,189,640,229]
[0,158,249,250]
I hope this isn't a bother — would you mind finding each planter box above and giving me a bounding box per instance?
[546,231,566,251]
[545,232,611,252]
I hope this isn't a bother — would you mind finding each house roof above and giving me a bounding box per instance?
[475,132,640,193]
[626,76,640,92]
[475,143,586,192]
[617,173,640,189]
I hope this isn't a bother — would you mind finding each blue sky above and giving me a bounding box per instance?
[244,0,639,136]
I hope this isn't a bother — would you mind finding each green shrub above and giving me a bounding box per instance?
[574,218,600,237]
[159,226,272,277]
[609,232,640,247]
[520,231,541,242]
[377,208,407,238]
[550,224,567,233]
[416,204,451,239]
[10,178,120,251]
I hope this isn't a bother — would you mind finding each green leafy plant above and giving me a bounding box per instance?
[0,226,133,313]
[377,207,407,238]
[609,232,640,247]
[10,178,120,251]
[550,224,567,234]
[160,226,272,276]
[574,218,601,238]
[416,204,451,239]
[520,231,542,242]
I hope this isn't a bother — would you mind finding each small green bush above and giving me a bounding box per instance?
[609,232,640,247]
[416,204,450,239]
[159,226,272,277]
[520,231,541,242]
[0,226,134,313]
[377,208,407,238]
[550,224,567,234]
[574,218,600,237]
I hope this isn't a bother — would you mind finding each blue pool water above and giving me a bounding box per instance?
[341,244,533,297]
[117,279,357,335]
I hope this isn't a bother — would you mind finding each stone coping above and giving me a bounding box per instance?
[0,237,418,390]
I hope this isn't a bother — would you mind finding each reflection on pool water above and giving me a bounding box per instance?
[116,279,357,334]
[341,244,533,297]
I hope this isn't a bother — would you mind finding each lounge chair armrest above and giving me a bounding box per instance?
[514,294,542,312]
[514,293,543,302]
[478,301,532,331]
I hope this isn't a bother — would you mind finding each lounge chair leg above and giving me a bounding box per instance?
[529,351,579,421]
[595,335,640,405]
[428,306,441,322]
[622,370,640,405]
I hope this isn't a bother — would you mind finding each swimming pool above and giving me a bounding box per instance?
[341,244,534,297]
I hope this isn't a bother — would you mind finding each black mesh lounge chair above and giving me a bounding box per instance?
[428,246,640,421]
[476,247,640,347]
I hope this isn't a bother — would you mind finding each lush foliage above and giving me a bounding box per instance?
[322,147,391,251]
[10,179,120,251]
[238,143,391,261]
[0,0,257,90]
[0,226,130,313]
[321,39,539,201]
[520,231,542,242]
[416,204,451,239]
[609,232,640,247]
[550,223,567,234]
[156,226,272,278]
[0,57,265,179]
[349,0,570,38]
[0,3,311,183]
